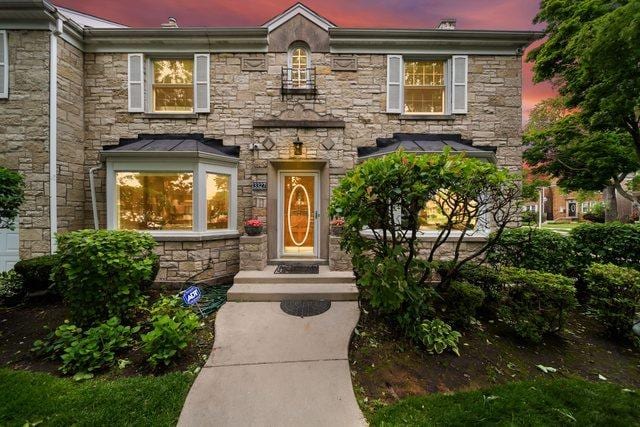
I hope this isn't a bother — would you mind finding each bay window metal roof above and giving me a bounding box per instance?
[357,133,496,161]
[101,134,240,162]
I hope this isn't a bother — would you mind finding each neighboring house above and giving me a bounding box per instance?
[0,1,540,281]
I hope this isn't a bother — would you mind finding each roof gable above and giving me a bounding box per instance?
[263,2,336,32]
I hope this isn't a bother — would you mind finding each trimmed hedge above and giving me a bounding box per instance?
[497,267,577,343]
[570,223,640,270]
[487,228,575,275]
[439,280,485,327]
[585,263,640,340]
[53,230,159,326]
[13,255,58,293]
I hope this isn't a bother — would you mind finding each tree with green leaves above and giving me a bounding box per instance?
[528,0,640,207]
[0,167,25,229]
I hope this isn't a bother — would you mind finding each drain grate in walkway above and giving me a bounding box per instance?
[281,300,331,317]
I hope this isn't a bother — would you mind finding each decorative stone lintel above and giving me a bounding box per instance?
[241,57,267,72]
[331,55,358,71]
[252,119,345,128]
[239,234,268,271]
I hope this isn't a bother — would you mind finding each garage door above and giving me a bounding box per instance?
[0,224,19,272]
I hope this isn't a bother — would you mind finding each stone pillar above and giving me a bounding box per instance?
[239,234,268,271]
[329,235,352,271]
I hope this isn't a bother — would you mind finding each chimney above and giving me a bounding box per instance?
[161,17,178,28]
[437,18,456,30]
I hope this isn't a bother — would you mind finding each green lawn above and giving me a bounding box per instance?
[370,378,640,426]
[0,369,194,426]
[540,221,582,235]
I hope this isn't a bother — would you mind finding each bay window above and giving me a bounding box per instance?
[106,159,237,237]
[418,191,479,232]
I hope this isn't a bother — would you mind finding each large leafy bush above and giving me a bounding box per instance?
[141,296,201,368]
[0,167,25,229]
[53,230,159,326]
[497,267,577,343]
[487,227,575,275]
[13,255,58,293]
[585,263,640,340]
[33,317,138,376]
[438,280,485,328]
[570,223,640,270]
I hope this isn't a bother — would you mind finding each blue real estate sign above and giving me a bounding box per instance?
[182,286,202,306]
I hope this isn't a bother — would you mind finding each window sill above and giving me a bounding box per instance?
[397,114,457,121]
[281,88,316,96]
[148,230,240,242]
[141,113,201,120]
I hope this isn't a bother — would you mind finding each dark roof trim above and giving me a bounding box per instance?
[357,133,496,162]
[101,133,240,163]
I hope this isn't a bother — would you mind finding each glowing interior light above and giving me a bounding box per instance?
[287,183,311,247]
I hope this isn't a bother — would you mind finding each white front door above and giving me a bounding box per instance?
[0,220,19,272]
[278,172,319,258]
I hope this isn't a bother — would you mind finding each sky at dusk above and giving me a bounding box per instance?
[55,0,556,121]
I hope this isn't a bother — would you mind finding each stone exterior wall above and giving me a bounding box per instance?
[56,38,85,234]
[154,237,239,284]
[239,234,268,271]
[0,30,51,257]
[329,235,352,271]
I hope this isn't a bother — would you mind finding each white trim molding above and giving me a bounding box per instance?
[105,157,238,238]
[263,3,336,33]
[0,30,8,98]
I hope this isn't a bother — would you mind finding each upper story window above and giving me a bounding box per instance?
[152,59,194,113]
[289,45,310,88]
[404,60,446,114]
[128,54,210,114]
[386,55,468,115]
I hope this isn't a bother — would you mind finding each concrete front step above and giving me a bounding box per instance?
[233,265,355,285]
[227,282,359,302]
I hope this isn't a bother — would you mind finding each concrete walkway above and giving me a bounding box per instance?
[178,301,366,427]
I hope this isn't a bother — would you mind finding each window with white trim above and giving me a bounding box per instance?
[288,43,311,89]
[127,53,210,114]
[0,30,8,99]
[386,55,468,115]
[106,159,237,236]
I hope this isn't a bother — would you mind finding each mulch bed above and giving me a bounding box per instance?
[0,293,216,378]
[350,308,640,408]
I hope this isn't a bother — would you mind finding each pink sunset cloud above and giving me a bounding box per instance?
[54,0,555,122]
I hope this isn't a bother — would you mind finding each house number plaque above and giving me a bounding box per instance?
[252,181,267,191]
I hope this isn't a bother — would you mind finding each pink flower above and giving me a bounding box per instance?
[245,218,263,227]
[330,217,345,226]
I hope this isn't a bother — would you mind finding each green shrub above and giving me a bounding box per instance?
[13,255,57,293]
[414,319,461,356]
[439,281,485,327]
[585,263,640,340]
[33,317,138,376]
[497,267,577,343]
[487,227,575,275]
[570,222,640,270]
[53,230,158,326]
[437,261,501,316]
[141,296,201,368]
[0,270,25,306]
[583,202,606,223]
[0,167,25,229]
[521,210,538,225]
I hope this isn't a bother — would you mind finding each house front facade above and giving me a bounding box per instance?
[0,1,540,283]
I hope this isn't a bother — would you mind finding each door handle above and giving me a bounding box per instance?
[315,211,319,219]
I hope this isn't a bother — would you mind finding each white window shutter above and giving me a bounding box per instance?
[194,53,210,113]
[128,53,144,112]
[386,55,403,113]
[0,31,8,99]
[452,55,468,114]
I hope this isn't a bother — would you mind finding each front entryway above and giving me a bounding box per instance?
[278,172,319,258]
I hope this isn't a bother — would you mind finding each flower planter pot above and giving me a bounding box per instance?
[330,226,343,236]
[245,225,263,236]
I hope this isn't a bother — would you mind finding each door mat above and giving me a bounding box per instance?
[274,264,319,274]
[281,300,331,317]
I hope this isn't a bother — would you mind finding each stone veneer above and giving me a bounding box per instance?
[154,237,239,284]
[1,28,524,278]
[329,235,352,271]
[0,31,51,257]
[239,234,268,271]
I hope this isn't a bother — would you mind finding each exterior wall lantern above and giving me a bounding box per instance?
[293,137,303,156]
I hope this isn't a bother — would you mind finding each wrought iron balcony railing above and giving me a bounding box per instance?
[281,67,317,99]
